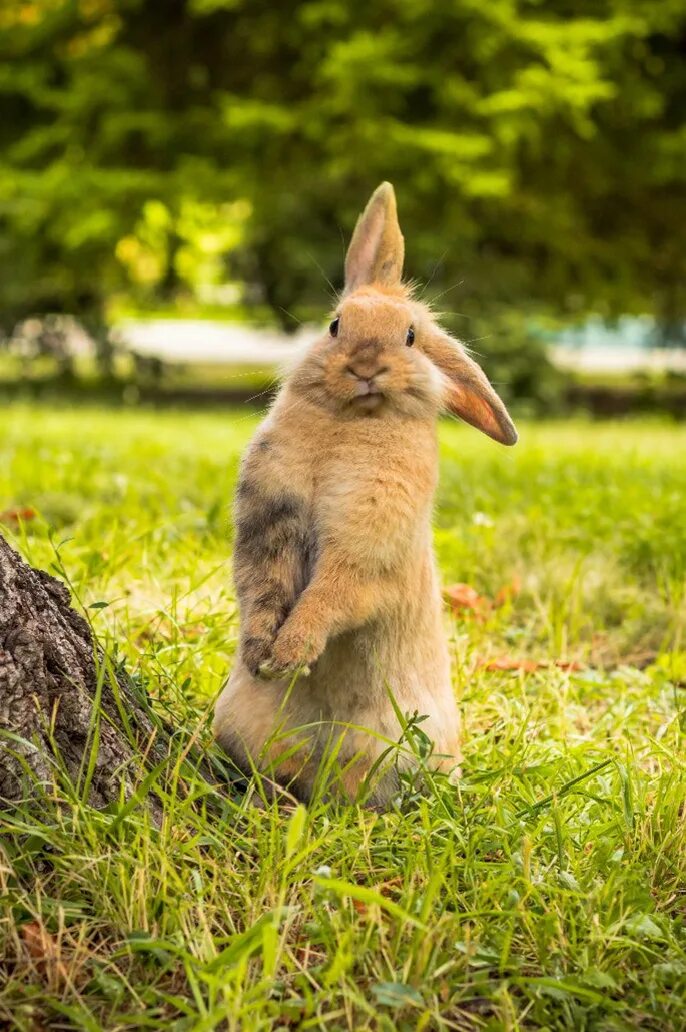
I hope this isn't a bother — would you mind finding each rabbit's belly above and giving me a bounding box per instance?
[309,614,453,720]
[305,632,459,773]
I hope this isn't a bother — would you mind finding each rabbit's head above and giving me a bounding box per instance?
[289,183,517,445]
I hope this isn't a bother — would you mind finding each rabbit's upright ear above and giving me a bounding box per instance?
[344,182,405,293]
[423,331,518,446]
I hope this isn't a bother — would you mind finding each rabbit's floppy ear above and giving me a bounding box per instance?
[423,331,518,446]
[344,182,405,293]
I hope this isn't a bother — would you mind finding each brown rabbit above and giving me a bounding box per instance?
[214,182,517,809]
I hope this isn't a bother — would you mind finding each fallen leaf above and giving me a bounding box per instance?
[445,578,522,617]
[478,657,584,673]
[21,920,68,987]
[21,920,49,960]
[482,657,540,673]
[444,583,490,615]
[378,876,403,898]
[495,576,522,606]
[0,506,37,525]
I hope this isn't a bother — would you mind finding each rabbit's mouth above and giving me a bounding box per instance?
[354,380,382,397]
[351,392,385,412]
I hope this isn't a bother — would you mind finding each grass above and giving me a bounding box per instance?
[1,403,685,1030]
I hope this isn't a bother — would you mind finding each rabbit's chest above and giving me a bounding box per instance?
[313,444,434,558]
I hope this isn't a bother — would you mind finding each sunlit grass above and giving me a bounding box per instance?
[1,404,685,1029]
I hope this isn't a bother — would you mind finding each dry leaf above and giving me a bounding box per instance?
[482,657,540,673]
[378,876,403,898]
[0,506,37,525]
[494,576,522,606]
[444,583,490,615]
[21,920,51,960]
[445,578,521,618]
[21,920,68,987]
[479,657,584,673]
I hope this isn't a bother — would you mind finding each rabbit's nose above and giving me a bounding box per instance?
[347,339,387,382]
[346,363,390,382]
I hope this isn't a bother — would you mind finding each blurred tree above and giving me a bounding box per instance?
[0,0,684,366]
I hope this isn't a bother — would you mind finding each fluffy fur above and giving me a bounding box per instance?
[214,182,517,808]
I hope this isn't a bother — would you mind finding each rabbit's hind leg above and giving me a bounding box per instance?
[214,663,317,799]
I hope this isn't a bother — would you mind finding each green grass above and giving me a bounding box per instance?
[1,404,685,1030]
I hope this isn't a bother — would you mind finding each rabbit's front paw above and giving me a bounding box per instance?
[257,622,323,681]
[257,657,311,681]
[241,634,276,677]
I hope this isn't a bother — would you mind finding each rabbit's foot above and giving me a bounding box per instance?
[259,621,324,681]
[241,634,278,677]
[257,658,311,681]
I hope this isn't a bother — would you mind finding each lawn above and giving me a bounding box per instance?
[1,404,686,1031]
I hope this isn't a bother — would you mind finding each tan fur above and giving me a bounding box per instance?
[214,183,516,808]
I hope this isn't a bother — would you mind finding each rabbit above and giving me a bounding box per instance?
[214,182,517,809]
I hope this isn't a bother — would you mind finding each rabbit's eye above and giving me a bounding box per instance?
[329,317,339,338]
[406,326,415,347]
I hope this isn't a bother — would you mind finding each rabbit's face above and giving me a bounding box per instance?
[317,287,443,416]
[289,183,517,443]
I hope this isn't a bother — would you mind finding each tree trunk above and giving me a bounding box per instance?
[0,535,174,808]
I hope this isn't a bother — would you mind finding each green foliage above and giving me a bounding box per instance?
[1,406,686,1028]
[0,1,685,381]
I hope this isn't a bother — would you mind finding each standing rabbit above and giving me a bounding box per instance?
[214,183,517,808]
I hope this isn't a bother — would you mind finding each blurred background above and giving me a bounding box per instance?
[1,0,685,416]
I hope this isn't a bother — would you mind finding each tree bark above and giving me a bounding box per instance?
[0,535,174,808]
